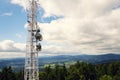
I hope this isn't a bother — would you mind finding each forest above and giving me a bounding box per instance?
[0,61,120,80]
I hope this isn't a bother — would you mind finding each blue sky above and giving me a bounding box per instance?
[0,0,120,58]
[0,0,61,42]
[0,0,26,42]
[0,0,64,58]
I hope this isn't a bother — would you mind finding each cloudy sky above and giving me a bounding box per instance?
[0,0,120,59]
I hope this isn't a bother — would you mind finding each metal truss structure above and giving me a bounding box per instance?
[24,0,42,80]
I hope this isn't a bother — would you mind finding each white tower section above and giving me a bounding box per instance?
[24,0,42,80]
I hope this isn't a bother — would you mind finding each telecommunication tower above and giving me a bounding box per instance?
[24,0,42,80]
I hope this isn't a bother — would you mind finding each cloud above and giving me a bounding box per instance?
[11,0,27,9]
[0,52,24,59]
[10,0,120,54]
[15,33,22,38]
[0,40,25,52]
[38,0,120,54]
[38,0,120,17]
[0,51,61,59]
[1,12,13,16]
[15,32,26,39]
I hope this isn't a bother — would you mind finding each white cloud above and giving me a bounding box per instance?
[11,0,27,9]
[38,0,120,54]
[0,52,59,59]
[1,12,13,16]
[0,40,25,52]
[11,0,39,11]
[15,33,22,38]
[10,0,120,55]
[0,52,25,59]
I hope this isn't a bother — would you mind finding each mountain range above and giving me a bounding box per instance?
[0,53,120,70]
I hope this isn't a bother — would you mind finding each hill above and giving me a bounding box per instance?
[0,53,120,70]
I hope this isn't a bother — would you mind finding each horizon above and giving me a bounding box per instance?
[1,0,120,59]
[0,52,120,59]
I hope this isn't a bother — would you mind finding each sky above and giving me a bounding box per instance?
[0,0,120,59]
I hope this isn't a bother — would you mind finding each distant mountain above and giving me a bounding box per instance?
[40,53,120,64]
[0,53,120,70]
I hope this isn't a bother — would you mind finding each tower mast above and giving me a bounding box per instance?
[24,0,42,80]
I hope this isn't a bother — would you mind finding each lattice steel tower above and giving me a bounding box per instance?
[24,0,42,80]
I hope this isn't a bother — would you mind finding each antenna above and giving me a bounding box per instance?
[24,0,42,80]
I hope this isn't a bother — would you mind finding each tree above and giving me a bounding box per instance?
[16,70,24,80]
[99,75,112,80]
[113,75,120,80]
[1,66,16,80]
[39,72,47,80]
[0,61,120,80]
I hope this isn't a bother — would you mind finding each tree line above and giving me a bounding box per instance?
[0,61,120,80]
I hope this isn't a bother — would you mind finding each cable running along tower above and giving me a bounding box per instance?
[24,0,42,80]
